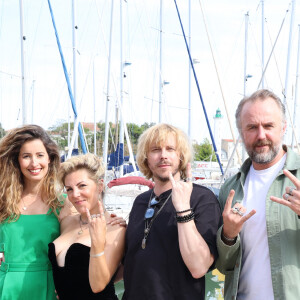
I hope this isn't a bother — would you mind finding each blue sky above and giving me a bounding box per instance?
[0,0,299,145]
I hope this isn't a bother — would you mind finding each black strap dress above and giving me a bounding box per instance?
[48,242,118,300]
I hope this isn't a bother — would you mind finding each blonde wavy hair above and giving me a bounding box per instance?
[0,125,62,223]
[136,123,193,180]
[58,153,105,198]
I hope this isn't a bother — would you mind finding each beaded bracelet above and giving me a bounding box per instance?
[90,251,105,258]
[175,208,193,214]
[221,230,236,243]
[176,212,195,223]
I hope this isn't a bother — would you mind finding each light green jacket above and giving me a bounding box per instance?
[216,146,300,300]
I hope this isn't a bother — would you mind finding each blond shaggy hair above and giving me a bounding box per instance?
[136,123,193,180]
[59,153,105,197]
[0,124,62,223]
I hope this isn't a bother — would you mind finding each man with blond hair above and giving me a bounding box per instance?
[122,123,222,300]
[216,89,300,299]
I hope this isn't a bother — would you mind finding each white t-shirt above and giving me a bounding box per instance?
[237,154,286,300]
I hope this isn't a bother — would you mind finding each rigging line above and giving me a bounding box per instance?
[173,0,224,175]
[256,8,289,89]
[47,0,87,154]
[265,19,283,90]
[27,1,45,70]
[0,70,22,78]
[130,1,160,123]
[197,0,241,166]
[77,25,103,114]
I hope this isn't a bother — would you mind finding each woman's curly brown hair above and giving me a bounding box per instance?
[0,124,63,223]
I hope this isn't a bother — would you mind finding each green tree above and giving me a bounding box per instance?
[193,138,217,162]
[0,123,5,139]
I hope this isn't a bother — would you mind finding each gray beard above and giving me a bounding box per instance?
[246,142,281,165]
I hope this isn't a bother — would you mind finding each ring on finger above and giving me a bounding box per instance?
[231,207,243,216]
[289,187,296,196]
[231,207,240,214]
[185,177,193,182]
[284,193,290,201]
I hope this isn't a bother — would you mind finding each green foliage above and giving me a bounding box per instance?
[0,123,5,139]
[193,138,217,162]
[48,120,155,156]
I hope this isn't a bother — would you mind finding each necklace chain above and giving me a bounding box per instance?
[78,215,88,235]
[21,198,27,211]
[141,191,172,249]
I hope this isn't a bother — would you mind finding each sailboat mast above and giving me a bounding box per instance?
[242,12,249,162]
[188,0,191,137]
[19,0,26,125]
[72,0,78,149]
[103,0,115,168]
[159,0,163,123]
[119,0,124,176]
[93,56,97,155]
[261,0,265,88]
[292,25,300,150]
[243,12,249,97]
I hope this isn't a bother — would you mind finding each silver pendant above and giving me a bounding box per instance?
[78,229,83,235]
[141,238,146,249]
[23,206,27,210]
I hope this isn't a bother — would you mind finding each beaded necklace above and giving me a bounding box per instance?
[141,191,172,249]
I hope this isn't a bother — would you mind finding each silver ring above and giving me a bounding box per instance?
[231,207,243,216]
[284,193,290,201]
[231,207,240,214]
[289,187,296,196]
[185,177,193,182]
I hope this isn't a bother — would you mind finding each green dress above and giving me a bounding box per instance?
[0,211,60,299]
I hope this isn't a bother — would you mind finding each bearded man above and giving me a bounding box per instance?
[122,123,222,300]
[216,89,300,300]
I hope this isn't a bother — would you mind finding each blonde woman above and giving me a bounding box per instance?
[48,153,125,299]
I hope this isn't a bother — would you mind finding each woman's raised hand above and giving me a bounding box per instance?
[86,201,106,252]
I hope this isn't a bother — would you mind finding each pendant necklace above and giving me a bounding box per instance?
[141,191,172,249]
[78,215,88,235]
[21,198,27,211]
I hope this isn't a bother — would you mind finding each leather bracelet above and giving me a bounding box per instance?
[90,251,105,258]
[176,208,193,214]
[176,212,195,223]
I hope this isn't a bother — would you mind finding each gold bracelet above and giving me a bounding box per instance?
[90,251,105,257]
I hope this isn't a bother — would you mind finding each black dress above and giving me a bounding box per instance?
[48,242,118,300]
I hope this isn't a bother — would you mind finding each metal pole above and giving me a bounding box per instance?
[103,0,114,168]
[283,0,296,105]
[93,56,97,155]
[31,80,35,123]
[292,25,300,149]
[188,0,191,137]
[261,0,265,88]
[72,0,78,149]
[242,12,249,162]
[19,0,26,124]
[159,0,163,123]
[119,0,124,176]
